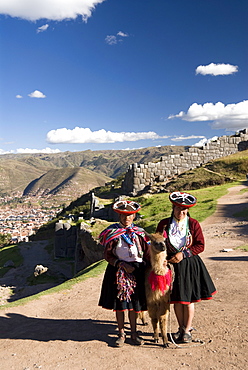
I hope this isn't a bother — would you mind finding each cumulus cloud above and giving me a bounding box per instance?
[16,147,61,154]
[37,24,49,33]
[171,135,205,142]
[117,31,128,37]
[0,0,105,21]
[16,94,23,98]
[193,136,219,147]
[0,147,61,155]
[105,30,129,45]
[46,127,168,144]
[168,100,248,130]
[0,149,14,155]
[28,90,46,98]
[195,63,238,76]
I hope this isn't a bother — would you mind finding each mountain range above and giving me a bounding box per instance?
[0,145,188,198]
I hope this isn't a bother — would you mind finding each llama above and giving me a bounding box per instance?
[145,233,173,347]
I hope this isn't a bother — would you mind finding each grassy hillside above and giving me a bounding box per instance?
[164,150,248,192]
[134,183,243,233]
[23,167,111,197]
[205,149,248,178]
[0,159,47,196]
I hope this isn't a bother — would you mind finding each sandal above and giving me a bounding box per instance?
[130,332,144,346]
[115,333,126,347]
[172,327,184,342]
[182,332,192,343]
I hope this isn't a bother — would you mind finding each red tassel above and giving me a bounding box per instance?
[148,270,172,294]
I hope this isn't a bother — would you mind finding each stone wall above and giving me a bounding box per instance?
[54,222,77,258]
[122,129,248,195]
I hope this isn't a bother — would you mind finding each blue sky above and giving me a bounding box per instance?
[0,0,247,154]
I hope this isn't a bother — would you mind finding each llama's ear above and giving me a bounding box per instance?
[143,230,152,240]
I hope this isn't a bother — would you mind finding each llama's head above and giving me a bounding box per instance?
[147,233,166,254]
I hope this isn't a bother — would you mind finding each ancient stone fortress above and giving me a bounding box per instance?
[121,128,248,195]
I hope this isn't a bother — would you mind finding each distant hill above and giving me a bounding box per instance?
[0,145,188,197]
[23,167,111,198]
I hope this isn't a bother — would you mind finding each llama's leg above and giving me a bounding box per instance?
[151,317,159,343]
[159,306,170,348]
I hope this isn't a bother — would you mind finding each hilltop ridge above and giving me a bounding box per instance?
[0,145,188,197]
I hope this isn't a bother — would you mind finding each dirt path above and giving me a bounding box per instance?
[0,185,248,370]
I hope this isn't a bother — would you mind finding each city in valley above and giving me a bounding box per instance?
[0,195,63,243]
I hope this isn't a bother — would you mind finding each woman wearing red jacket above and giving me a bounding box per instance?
[156,191,216,343]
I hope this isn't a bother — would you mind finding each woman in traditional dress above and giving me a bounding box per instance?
[156,191,216,343]
[98,200,150,347]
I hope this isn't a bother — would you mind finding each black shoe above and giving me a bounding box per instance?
[172,327,183,342]
[182,332,192,343]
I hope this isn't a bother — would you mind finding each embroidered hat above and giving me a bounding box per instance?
[112,200,141,214]
[169,191,197,208]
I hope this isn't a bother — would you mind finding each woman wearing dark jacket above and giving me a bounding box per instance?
[98,200,150,347]
[156,191,216,343]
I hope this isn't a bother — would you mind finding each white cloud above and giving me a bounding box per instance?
[37,24,49,33]
[16,147,61,154]
[105,35,117,45]
[0,149,15,155]
[193,136,219,147]
[168,100,248,131]
[0,0,105,21]
[117,31,128,37]
[16,94,23,98]
[0,147,61,155]
[105,30,129,45]
[171,135,205,142]
[195,63,238,76]
[46,127,169,144]
[28,90,46,98]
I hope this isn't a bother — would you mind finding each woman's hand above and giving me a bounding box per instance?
[168,252,183,264]
[121,262,135,273]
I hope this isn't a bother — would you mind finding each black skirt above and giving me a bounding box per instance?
[170,255,216,304]
[98,262,147,312]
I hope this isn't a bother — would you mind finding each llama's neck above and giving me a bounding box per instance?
[151,251,167,276]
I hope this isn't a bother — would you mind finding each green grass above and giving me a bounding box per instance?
[0,259,107,309]
[133,182,240,233]
[0,244,23,278]
[236,245,248,252]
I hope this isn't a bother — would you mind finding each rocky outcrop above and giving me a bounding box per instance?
[75,223,104,273]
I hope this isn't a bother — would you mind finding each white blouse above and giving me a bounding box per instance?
[169,217,188,250]
[115,236,143,263]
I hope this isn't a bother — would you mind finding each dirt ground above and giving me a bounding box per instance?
[0,184,248,370]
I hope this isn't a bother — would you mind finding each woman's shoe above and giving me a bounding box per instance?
[172,327,184,342]
[115,333,126,347]
[130,332,144,345]
[181,332,192,343]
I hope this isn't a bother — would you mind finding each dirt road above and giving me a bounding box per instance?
[0,184,247,370]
